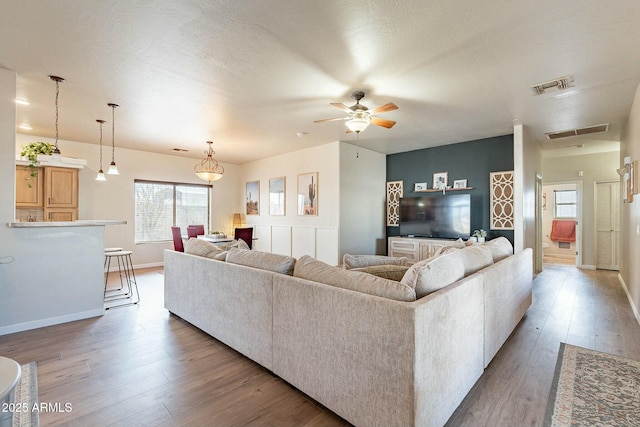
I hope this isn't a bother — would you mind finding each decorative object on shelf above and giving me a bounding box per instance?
[472,229,487,243]
[414,182,427,191]
[246,180,260,215]
[48,75,65,154]
[617,156,637,203]
[95,119,107,181]
[269,176,286,216]
[433,171,448,194]
[107,103,119,175]
[387,181,403,226]
[19,141,55,185]
[490,170,515,230]
[297,172,318,216]
[195,141,224,182]
[453,179,467,189]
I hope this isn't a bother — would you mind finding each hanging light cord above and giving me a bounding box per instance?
[55,79,59,149]
[111,105,115,161]
[99,121,104,168]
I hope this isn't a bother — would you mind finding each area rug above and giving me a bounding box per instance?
[544,343,640,426]
[12,362,39,427]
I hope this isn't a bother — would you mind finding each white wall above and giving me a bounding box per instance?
[620,83,640,322]
[16,133,240,267]
[339,142,387,256]
[238,142,341,265]
[542,150,619,268]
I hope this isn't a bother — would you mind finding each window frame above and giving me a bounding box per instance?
[134,179,211,244]
[554,189,577,219]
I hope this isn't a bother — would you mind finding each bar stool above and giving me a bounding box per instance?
[104,250,139,309]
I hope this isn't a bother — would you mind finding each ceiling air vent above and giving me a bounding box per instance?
[545,123,609,140]
[531,76,574,95]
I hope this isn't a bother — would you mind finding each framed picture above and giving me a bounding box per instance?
[414,182,428,191]
[245,180,260,215]
[432,172,448,189]
[453,179,467,189]
[297,172,318,216]
[269,176,286,216]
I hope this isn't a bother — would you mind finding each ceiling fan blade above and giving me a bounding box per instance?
[345,128,353,134]
[370,102,398,115]
[314,117,347,123]
[330,102,353,114]
[371,117,396,128]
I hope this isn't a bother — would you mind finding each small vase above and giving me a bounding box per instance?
[478,237,485,243]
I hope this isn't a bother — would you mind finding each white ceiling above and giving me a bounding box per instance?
[2,0,637,164]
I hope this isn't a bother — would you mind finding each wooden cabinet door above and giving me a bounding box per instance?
[47,209,77,222]
[16,166,44,207]
[45,167,78,208]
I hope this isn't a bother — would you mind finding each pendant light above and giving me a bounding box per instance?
[49,75,64,154]
[107,103,119,175]
[195,141,224,182]
[96,119,107,181]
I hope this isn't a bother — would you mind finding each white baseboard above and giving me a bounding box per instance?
[133,262,164,270]
[618,273,640,326]
[579,264,596,270]
[0,308,104,336]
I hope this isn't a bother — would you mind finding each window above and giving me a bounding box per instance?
[555,190,577,218]
[134,180,210,243]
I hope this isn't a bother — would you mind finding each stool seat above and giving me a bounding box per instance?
[104,247,123,252]
[105,250,132,257]
[0,357,21,427]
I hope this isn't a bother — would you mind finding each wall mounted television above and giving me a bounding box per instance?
[399,193,471,239]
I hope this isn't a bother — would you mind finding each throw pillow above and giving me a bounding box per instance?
[294,255,416,302]
[226,248,296,275]
[351,264,410,281]
[483,237,513,262]
[458,244,494,276]
[400,252,465,298]
[342,254,409,270]
[184,238,224,260]
[217,239,250,251]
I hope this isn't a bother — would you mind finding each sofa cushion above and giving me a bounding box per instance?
[226,248,296,275]
[294,256,416,302]
[218,239,250,251]
[432,238,466,256]
[483,237,513,262]
[400,252,465,298]
[342,254,409,270]
[184,238,225,259]
[458,244,494,276]
[351,264,410,281]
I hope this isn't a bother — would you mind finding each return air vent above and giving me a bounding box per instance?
[545,123,609,140]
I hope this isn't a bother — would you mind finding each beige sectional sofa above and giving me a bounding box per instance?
[164,238,533,427]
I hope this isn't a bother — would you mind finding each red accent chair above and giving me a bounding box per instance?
[234,227,253,249]
[187,224,205,238]
[171,226,184,252]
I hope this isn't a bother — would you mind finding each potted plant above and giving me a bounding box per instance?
[20,141,55,186]
[472,229,487,243]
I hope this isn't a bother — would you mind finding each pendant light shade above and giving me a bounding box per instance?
[195,141,224,182]
[49,75,64,154]
[96,119,107,181]
[345,117,370,133]
[107,103,119,175]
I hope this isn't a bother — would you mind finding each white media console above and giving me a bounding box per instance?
[388,236,461,264]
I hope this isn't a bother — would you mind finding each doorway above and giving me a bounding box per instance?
[542,183,579,266]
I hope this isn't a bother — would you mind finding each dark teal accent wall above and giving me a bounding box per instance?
[386,134,514,243]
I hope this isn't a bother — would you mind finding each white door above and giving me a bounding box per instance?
[595,181,620,270]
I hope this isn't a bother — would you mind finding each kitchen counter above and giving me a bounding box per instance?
[7,220,126,227]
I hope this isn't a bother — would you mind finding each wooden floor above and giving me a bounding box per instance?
[1,265,638,426]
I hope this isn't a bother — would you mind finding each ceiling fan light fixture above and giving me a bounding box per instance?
[346,117,370,133]
[195,141,224,182]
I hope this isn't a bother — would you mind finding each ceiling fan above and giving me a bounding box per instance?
[314,91,398,134]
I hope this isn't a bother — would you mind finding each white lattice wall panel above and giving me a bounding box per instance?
[490,171,514,230]
[386,181,403,226]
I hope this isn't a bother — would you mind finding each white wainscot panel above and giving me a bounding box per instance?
[253,225,272,252]
[292,227,316,259]
[316,227,339,266]
[271,226,292,256]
